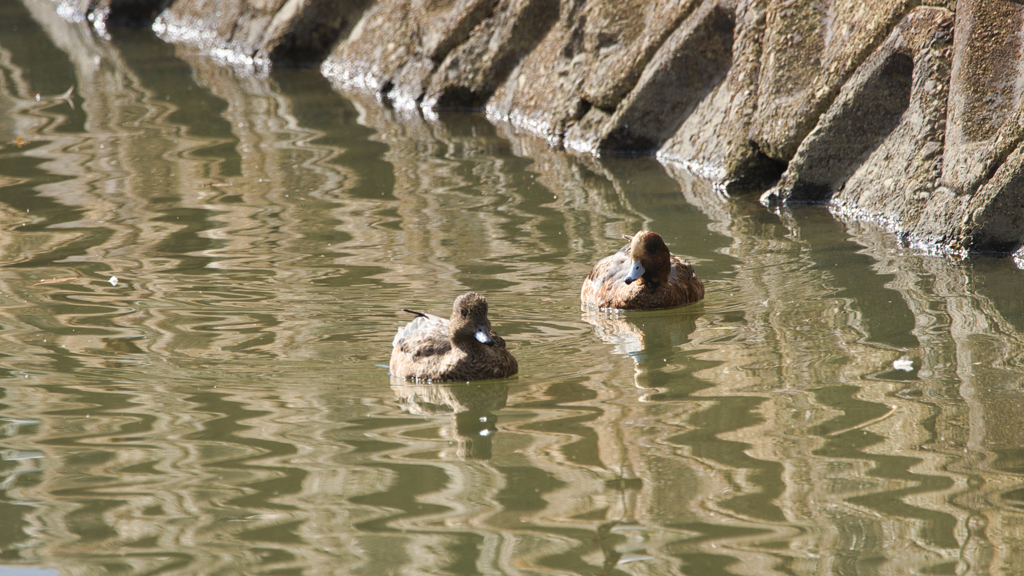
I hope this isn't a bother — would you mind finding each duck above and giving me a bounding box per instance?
[390,292,518,382]
[581,230,704,310]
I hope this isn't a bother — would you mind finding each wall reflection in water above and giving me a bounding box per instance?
[0,2,1024,575]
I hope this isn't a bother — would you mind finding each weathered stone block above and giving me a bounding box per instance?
[564,0,734,156]
[762,8,963,244]
[942,0,1024,197]
[153,0,283,67]
[749,0,912,163]
[320,0,495,108]
[484,0,699,144]
[421,0,558,112]
[255,0,373,68]
[484,1,591,143]
[576,0,698,111]
[933,143,1024,254]
[152,0,369,69]
[656,0,778,188]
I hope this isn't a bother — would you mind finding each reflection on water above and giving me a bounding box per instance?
[391,380,508,460]
[2,3,1024,575]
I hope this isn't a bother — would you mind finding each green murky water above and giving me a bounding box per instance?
[2,3,1024,575]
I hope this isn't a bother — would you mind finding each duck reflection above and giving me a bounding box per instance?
[390,380,509,460]
[583,307,702,398]
[592,476,658,572]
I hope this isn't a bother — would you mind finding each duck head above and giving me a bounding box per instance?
[624,231,671,286]
[450,292,495,346]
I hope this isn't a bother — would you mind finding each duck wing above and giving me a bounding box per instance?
[667,256,705,305]
[582,245,632,307]
[394,313,452,359]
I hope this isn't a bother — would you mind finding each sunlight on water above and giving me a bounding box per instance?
[1,3,1024,575]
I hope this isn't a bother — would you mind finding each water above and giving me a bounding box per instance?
[2,3,1024,575]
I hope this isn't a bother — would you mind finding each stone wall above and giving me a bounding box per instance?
[45,0,1024,257]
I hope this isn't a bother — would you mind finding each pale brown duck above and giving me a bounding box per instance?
[581,231,704,310]
[390,292,518,382]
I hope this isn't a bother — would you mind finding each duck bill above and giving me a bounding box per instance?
[475,325,495,346]
[624,260,645,285]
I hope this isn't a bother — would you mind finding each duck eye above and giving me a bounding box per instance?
[461,310,468,318]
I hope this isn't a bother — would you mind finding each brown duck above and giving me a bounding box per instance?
[581,231,704,310]
[390,292,518,382]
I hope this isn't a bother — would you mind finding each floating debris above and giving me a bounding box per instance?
[893,358,914,372]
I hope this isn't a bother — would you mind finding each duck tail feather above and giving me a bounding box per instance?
[402,309,428,318]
